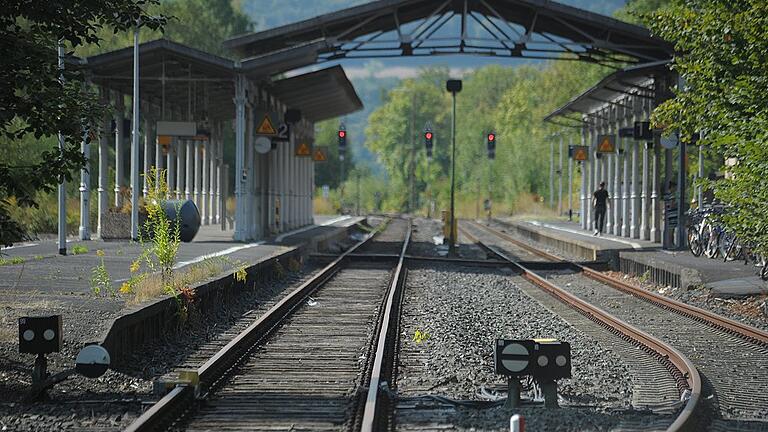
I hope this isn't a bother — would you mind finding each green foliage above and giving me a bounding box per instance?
[360,62,607,216]
[1,1,166,247]
[90,249,114,297]
[0,257,24,266]
[234,265,247,283]
[71,245,88,255]
[647,0,768,253]
[140,168,182,291]
[412,329,431,344]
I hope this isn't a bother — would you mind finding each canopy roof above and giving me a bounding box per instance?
[225,0,673,67]
[543,60,670,126]
[270,66,363,122]
[82,39,362,122]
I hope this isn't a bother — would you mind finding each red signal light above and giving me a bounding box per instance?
[338,130,346,138]
[488,133,495,142]
[425,132,433,140]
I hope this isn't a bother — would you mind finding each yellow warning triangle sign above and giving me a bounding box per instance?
[256,114,277,135]
[598,136,614,152]
[574,147,588,161]
[312,148,327,162]
[296,142,311,156]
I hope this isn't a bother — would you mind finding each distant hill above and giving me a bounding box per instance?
[240,0,629,170]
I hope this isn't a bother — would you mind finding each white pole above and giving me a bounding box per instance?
[97,91,109,238]
[557,134,563,216]
[167,140,175,199]
[78,117,90,240]
[233,74,247,241]
[57,42,67,255]
[185,140,193,200]
[142,117,150,198]
[130,26,140,240]
[176,136,184,199]
[202,139,209,224]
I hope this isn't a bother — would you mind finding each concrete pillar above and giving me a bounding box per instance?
[215,123,223,225]
[114,94,124,208]
[310,156,315,224]
[142,117,151,197]
[79,123,90,240]
[97,94,110,238]
[580,123,588,229]
[612,107,622,236]
[154,133,163,187]
[280,141,288,232]
[185,140,193,201]
[622,106,631,238]
[202,140,209,225]
[176,138,185,200]
[233,74,247,241]
[585,120,594,231]
[245,102,254,238]
[651,77,664,243]
[630,98,641,239]
[605,110,614,234]
[166,139,175,199]
[268,138,277,233]
[194,140,202,207]
[209,137,217,225]
[640,99,651,240]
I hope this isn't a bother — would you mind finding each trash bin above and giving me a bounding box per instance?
[161,199,201,243]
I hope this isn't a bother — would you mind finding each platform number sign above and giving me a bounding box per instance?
[494,339,535,377]
[273,123,290,142]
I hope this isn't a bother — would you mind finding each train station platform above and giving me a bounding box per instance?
[497,218,767,297]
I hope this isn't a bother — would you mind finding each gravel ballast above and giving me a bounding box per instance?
[395,263,672,431]
[0,263,320,431]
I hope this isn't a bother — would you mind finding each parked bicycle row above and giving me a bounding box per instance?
[686,205,768,280]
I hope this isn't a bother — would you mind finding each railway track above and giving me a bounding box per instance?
[125,218,411,432]
[463,219,768,431]
[459,220,701,432]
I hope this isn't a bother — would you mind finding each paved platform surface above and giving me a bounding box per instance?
[507,218,767,297]
[0,215,362,295]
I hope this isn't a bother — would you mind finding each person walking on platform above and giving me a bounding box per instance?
[592,181,609,236]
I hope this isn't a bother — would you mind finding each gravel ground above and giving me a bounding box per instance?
[488,219,768,334]
[604,271,768,333]
[395,263,670,431]
[546,271,768,430]
[0,263,320,431]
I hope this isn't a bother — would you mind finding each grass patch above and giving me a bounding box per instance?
[0,256,25,266]
[128,257,237,304]
[71,245,88,255]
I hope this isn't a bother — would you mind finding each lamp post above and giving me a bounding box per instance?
[446,79,462,256]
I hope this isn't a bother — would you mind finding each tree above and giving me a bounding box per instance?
[0,1,165,247]
[647,0,768,252]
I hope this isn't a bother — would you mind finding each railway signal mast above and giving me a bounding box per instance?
[338,122,347,208]
[487,131,496,219]
[424,126,434,159]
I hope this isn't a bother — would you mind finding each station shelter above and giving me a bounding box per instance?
[78,39,362,242]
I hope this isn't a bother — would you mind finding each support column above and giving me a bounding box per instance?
[97,92,109,238]
[216,123,223,224]
[622,107,631,237]
[651,76,664,243]
[185,140,193,201]
[166,140,175,199]
[202,140,209,225]
[79,122,90,240]
[142,117,151,197]
[605,109,614,234]
[630,98,641,239]
[613,108,622,236]
[567,135,573,220]
[176,137,185,200]
[154,132,163,185]
[640,99,651,240]
[233,74,247,241]
[209,137,217,225]
[586,119,594,231]
[580,123,588,229]
[245,102,254,238]
[194,141,201,207]
[114,94,124,208]
[268,136,277,233]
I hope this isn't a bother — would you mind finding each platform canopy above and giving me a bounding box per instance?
[543,60,670,127]
[224,0,673,67]
[270,66,364,122]
[81,39,363,122]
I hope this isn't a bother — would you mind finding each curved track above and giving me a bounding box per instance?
[459,220,702,432]
[465,219,768,431]
[125,218,411,432]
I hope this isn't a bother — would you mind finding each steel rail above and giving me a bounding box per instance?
[123,222,387,432]
[471,220,768,346]
[360,219,412,432]
[459,221,702,432]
